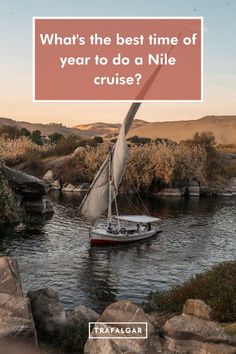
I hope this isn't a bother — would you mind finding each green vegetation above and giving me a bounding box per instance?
[114,135,175,146]
[31,130,43,145]
[92,136,104,144]
[143,261,236,322]
[57,323,88,354]
[0,127,104,168]
[0,125,45,145]
[50,131,228,188]
[0,165,20,224]
[54,154,91,184]
[38,323,88,354]
[127,135,152,145]
[43,134,81,157]
[184,131,216,147]
[125,142,207,190]
[0,127,231,189]
[43,135,104,158]
[48,132,64,145]
[0,125,22,138]
[0,136,46,167]
[20,127,32,138]
[182,131,227,185]
[53,144,107,184]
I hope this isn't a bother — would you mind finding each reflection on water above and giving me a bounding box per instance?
[0,192,236,312]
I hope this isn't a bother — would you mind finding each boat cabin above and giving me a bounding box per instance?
[107,215,161,235]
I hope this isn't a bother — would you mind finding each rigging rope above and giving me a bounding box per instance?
[125,176,149,215]
[124,193,143,214]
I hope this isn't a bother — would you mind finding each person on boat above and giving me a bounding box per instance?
[107,223,112,233]
[147,222,151,231]
[137,224,140,233]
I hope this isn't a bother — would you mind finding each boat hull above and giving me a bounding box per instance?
[90,228,160,246]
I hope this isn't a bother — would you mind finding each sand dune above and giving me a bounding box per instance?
[128,116,236,144]
[1,116,236,144]
[74,119,148,136]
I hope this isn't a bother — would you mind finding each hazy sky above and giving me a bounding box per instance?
[0,0,235,126]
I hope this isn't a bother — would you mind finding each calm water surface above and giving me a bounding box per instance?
[0,192,235,312]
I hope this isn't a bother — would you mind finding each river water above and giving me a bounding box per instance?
[0,192,235,312]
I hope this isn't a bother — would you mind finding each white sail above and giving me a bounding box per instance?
[80,154,110,224]
[80,104,140,224]
[80,61,170,224]
[112,103,141,191]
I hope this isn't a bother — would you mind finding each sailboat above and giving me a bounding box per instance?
[80,124,161,245]
[79,63,167,245]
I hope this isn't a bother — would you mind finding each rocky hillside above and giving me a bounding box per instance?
[0,117,148,138]
[0,117,82,137]
[1,116,236,144]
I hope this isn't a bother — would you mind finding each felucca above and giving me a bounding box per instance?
[79,61,168,245]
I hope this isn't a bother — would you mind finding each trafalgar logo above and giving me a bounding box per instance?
[89,322,148,339]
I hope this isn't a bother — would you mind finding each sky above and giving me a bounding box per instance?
[0,0,235,126]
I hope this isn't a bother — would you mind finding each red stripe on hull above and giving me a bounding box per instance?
[90,232,160,246]
[91,239,132,246]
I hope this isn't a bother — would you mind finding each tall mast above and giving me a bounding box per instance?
[107,147,112,227]
[80,41,180,225]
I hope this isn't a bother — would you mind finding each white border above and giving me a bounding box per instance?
[32,16,204,103]
[88,321,148,339]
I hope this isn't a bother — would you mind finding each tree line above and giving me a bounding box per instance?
[0,125,65,145]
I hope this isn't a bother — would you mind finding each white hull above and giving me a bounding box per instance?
[90,227,159,245]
